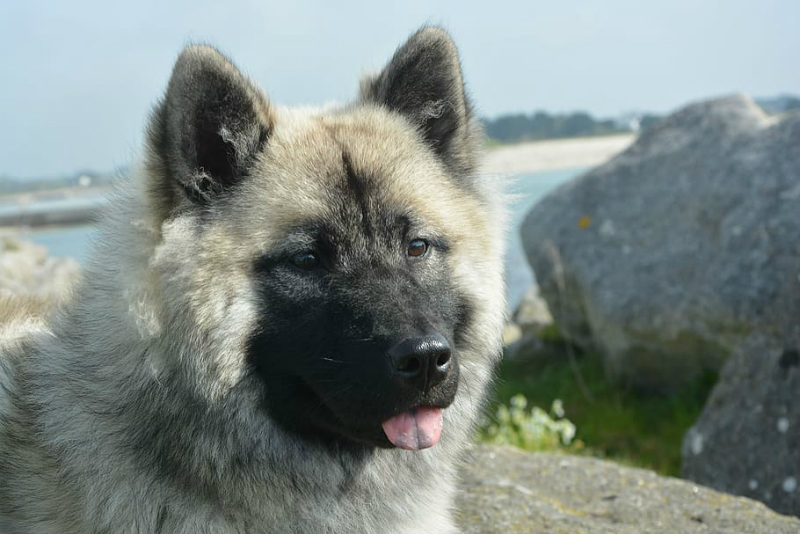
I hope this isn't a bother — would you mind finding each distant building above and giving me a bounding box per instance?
[614,113,642,133]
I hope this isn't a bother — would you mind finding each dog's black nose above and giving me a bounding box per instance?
[388,334,452,392]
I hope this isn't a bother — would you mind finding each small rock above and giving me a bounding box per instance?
[504,285,554,360]
[511,285,553,328]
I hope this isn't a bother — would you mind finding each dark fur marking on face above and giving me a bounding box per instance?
[341,151,375,240]
[241,110,479,451]
[247,215,467,449]
[453,293,477,348]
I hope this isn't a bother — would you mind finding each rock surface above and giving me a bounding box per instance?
[682,330,800,517]
[458,444,800,534]
[521,95,800,389]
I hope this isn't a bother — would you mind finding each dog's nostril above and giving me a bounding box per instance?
[436,351,451,368]
[395,355,422,374]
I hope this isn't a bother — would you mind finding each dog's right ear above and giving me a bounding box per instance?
[359,27,479,180]
[145,45,271,220]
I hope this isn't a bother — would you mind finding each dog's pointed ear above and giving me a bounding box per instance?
[146,45,271,217]
[360,27,479,178]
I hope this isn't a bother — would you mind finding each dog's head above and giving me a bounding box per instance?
[140,28,505,450]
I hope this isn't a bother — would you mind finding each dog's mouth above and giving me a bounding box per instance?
[292,377,454,451]
[380,406,444,450]
[253,345,459,451]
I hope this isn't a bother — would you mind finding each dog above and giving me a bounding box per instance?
[0,27,506,533]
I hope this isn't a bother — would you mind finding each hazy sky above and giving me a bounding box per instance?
[1,0,798,177]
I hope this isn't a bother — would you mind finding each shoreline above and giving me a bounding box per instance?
[0,206,100,229]
[482,133,635,175]
[0,222,91,235]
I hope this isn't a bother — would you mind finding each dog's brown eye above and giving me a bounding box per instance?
[407,239,429,258]
[292,252,320,269]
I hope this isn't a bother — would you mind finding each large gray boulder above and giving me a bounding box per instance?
[682,330,800,517]
[521,95,800,389]
[458,445,800,533]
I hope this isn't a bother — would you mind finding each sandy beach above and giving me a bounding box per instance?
[482,133,635,175]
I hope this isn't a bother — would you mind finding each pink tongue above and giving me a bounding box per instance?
[381,407,443,450]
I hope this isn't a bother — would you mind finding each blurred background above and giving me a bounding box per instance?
[1,0,798,519]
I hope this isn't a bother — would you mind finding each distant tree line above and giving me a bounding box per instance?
[482,111,659,144]
[754,95,800,115]
[484,95,800,145]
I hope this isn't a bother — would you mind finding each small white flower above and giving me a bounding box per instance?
[551,399,565,419]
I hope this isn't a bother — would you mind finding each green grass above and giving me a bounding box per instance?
[479,339,717,476]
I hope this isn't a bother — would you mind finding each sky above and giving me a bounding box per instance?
[1,0,798,178]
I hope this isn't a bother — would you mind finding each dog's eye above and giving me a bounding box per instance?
[407,239,429,258]
[292,252,320,270]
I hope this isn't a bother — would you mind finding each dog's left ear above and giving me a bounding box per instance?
[360,27,479,178]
